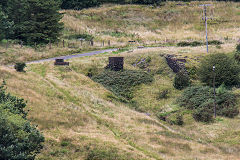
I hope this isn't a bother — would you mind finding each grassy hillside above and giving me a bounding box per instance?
[63,1,240,44]
[1,1,240,159]
[0,45,240,159]
[1,1,240,65]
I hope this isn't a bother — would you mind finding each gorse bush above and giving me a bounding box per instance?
[92,70,153,101]
[14,62,26,72]
[177,41,203,47]
[198,53,240,87]
[173,70,190,90]
[177,40,222,47]
[0,82,44,159]
[177,85,239,122]
[208,40,223,45]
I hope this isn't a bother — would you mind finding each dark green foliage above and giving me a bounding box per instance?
[198,53,240,87]
[173,70,190,90]
[177,86,212,110]
[186,65,197,79]
[208,40,223,45]
[192,101,214,122]
[0,8,13,41]
[236,44,240,52]
[177,41,203,47]
[234,44,240,63]
[177,40,222,47]
[0,83,44,159]
[61,0,100,10]
[4,0,63,44]
[92,70,153,100]
[14,62,26,72]
[0,83,27,118]
[100,0,164,5]
[177,85,239,122]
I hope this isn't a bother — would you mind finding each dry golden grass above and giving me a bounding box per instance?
[1,44,240,159]
[1,1,240,159]
[62,1,240,44]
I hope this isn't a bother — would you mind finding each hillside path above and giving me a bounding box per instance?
[26,48,118,64]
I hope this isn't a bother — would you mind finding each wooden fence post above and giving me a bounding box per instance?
[63,40,65,47]
[49,41,52,49]
[6,40,8,49]
[108,40,111,46]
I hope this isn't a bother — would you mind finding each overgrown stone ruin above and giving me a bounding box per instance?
[165,54,187,73]
[105,57,124,71]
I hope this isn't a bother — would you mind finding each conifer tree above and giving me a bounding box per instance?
[5,0,63,44]
[61,0,100,10]
[0,7,13,40]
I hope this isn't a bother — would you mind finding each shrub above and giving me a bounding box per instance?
[236,44,240,52]
[0,82,27,118]
[192,101,214,122]
[208,40,223,45]
[92,70,153,100]
[198,53,240,87]
[186,65,197,79]
[177,85,239,122]
[177,41,191,47]
[173,70,190,90]
[177,41,203,47]
[0,82,44,159]
[14,62,26,72]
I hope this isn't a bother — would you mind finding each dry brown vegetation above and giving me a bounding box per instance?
[0,45,239,159]
[63,1,240,44]
[1,1,240,159]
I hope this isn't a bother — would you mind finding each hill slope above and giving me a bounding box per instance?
[1,1,240,159]
[1,46,240,159]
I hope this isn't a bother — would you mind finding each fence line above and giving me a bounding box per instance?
[1,37,239,50]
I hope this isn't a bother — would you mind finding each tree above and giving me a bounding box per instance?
[198,53,240,87]
[0,83,44,159]
[0,8,13,40]
[61,0,100,10]
[5,0,63,44]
